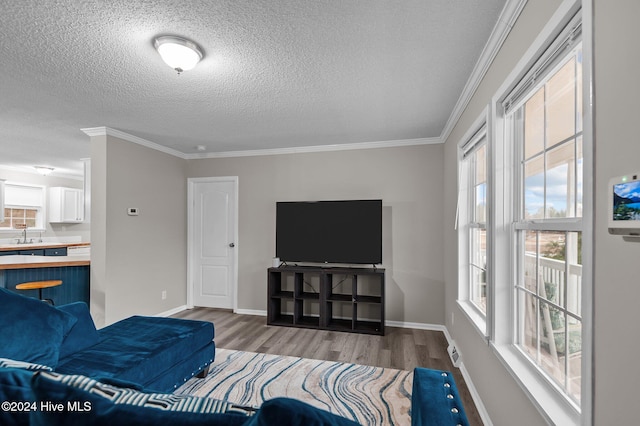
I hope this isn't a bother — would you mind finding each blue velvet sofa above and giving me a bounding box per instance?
[2,367,469,426]
[0,288,470,425]
[0,287,215,425]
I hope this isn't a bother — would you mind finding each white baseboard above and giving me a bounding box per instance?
[457,361,493,426]
[191,307,447,334]
[153,305,267,317]
[217,312,453,340]
[157,306,267,317]
[385,320,449,334]
[234,309,267,316]
[154,305,188,317]
[439,329,491,425]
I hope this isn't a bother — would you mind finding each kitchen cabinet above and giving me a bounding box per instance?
[44,247,68,256]
[0,245,90,305]
[49,187,84,223]
[18,249,45,256]
[1,265,90,305]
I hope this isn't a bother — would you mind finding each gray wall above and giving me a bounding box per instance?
[443,0,640,424]
[89,136,445,326]
[90,134,187,326]
[187,144,445,325]
[593,0,640,423]
[442,1,566,425]
[90,135,107,327]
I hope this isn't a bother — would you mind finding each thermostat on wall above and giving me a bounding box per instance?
[127,208,139,216]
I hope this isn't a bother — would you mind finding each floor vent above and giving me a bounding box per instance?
[447,341,461,368]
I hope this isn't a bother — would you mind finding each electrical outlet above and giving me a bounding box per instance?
[161,290,167,300]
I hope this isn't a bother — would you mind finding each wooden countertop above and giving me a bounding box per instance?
[0,254,90,270]
[0,242,90,252]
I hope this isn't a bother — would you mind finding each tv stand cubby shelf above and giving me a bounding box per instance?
[267,265,385,335]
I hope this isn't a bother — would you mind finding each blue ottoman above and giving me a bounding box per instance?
[56,315,215,392]
[411,367,469,426]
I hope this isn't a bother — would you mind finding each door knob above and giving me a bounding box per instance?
[229,243,235,248]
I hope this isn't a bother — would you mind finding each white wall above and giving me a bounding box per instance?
[187,144,446,325]
[90,134,187,326]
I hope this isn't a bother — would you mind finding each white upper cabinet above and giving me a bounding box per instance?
[49,187,84,223]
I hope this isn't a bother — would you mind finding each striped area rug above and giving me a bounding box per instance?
[175,348,413,425]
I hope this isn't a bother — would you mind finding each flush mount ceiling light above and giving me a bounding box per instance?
[34,166,54,176]
[153,35,203,74]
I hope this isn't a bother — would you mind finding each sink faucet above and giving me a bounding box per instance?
[17,227,32,244]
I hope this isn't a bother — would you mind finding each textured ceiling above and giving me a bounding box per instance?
[0,0,507,177]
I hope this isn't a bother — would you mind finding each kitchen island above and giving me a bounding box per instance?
[0,243,90,305]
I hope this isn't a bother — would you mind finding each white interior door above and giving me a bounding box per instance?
[189,177,238,309]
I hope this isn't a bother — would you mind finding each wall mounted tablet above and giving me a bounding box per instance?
[608,172,640,236]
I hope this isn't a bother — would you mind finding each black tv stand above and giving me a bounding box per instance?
[267,265,385,335]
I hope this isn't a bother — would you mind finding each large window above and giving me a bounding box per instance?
[469,141,487,313]
[457,3,590,421]
[481,7,591,423]
[458,120,489,331]
[501,13,584,411]
[0,183,45,231]
[463,131,488,315]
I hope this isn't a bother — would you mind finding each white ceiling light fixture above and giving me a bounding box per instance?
[34,166,54,176]
[154,35,204,74]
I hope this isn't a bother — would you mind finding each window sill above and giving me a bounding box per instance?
[456,299,487,339]
[491,343,580,425]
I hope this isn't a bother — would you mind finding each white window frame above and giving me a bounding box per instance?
[0,182,46,233]
[457,108,490,338]
[488,1,593,425]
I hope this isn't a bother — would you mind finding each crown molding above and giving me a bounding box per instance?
[81,127,188,159]
[184,137,442,159]
[82,126,441,160]
[439,0,527,143]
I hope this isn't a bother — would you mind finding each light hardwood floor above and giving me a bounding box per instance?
[172,308,482,425]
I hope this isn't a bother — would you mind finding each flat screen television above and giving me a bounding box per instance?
[276,199,382,265]
[609,172,640,236]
